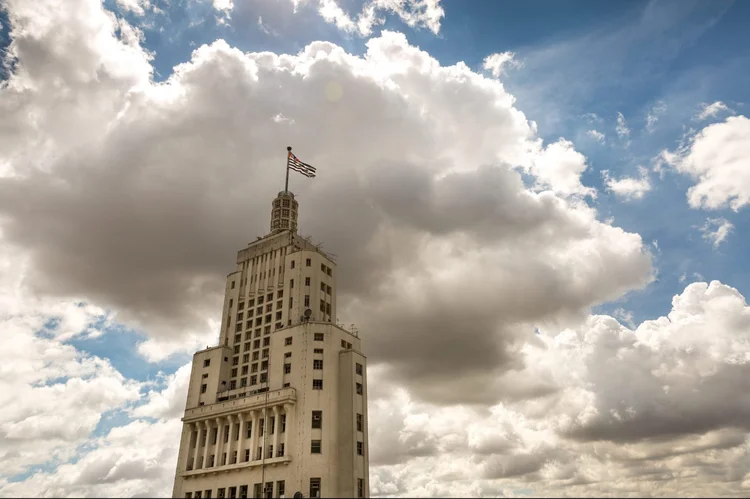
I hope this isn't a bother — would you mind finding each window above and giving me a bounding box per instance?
[259,419,265,436]
[357,413,363,432]
[253,340,260,349]
[262,349,269,358]
[326,285,332,294]
[283,382,290,387]
[185,494,192,498]
[314,348,323,354]
[284,363,291,374]
[244,448,250,462]
[206,491,213,499]
[202,373,208,379]
[267,445,274,458]
[285,337,292,346]
[258,295,264,305]
[357,479,364,498]
[290,260,295,269]
[327,267,332,276]
[229,299,233,308]
[253,484,262,499]
[341,340,347,348]
[237,312,243,321]
[321,263,326,272]
[252,351,259,361]
[314,333,324,341]
[231,368,238,377]
[265,314,272,324]
[276,299,283,309]
[320,300,325,313]
[200,384,207,394]
[239,486,248,499]
[261,360,268,370]
[311,440,322,454]
[284,352,291,358]
[204,359,211,368]
[313,359,323,370]
[266,303,273,313]
[320,282,326,292]
[218,489,225,499]
[256,306,262,315]
[356,363,363,375]
[289,297,293,308]
[234,334,241,343]
[231,281,235,289]
[238,301,245,311]
[313,379,323,390]
[275,311,282,321]
[255,317,262,327]
[305,277,311,286]
[312,410,322,429]
[310,478,321,498]
[264,325,271,334]
[243,354,250,363]
[267,293,273,302]
[304,295,310,307]
[326,303,331,316]
[306,258,312,267]
[277,443,285,457]
[281,414,286,433]
[241,366,248,375]
[234,345,240,354]
[290,279,294,289]
[264,482,273,499]
[243,342,251,352]
[263,337,270,346]
[229,380,236,390]
[356,382,363,394]
[277,481,285,498]
[251,363,258,373]
[235,323,242,332]
[250,375,257,385]
[196,493,202,499]
[260,373,267,383]
[357,441,364,455]
[275,322,283,330]
[240,377,247,387]
[246,422,252,439]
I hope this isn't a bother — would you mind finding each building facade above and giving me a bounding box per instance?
[172,191,369,499]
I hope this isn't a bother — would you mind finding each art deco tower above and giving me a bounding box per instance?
[172,189,370,499]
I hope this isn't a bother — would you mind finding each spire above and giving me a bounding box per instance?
[270,190,299,234]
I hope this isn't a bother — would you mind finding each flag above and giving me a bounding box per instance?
[287,151,316,178]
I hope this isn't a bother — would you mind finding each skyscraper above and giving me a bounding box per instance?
[171,188,370,499]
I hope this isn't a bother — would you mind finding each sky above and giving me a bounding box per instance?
[1,0,750,496]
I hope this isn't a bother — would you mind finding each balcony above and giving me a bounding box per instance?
[182,455,292,478]
[184,387,296,422]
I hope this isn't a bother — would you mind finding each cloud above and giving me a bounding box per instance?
[669,115,750,211]
[0,0,650,392]
[586,129,605,143]
[616,111,631,143]
[602,166,652,201]
[646,100,667,133]
[695,101,734,121]
[699,217,735,249]
[114,0,152,16]
[483,51,521,77]
[317,0,445,37]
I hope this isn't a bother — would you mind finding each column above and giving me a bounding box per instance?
[272,405,280,458]
[202,420,211,469]
[214,417,224,467]
[179,424,192,471]
[283,403,294,453]
[186,423,197,470]
[237,413,246,463]
[226,416,236,465]
[251,410,260,461]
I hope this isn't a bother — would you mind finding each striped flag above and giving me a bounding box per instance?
[287,151,316,178]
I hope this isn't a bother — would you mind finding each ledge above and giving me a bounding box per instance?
[182,456,292,478]
[183,388,296,423]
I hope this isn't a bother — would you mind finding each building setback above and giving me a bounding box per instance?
[172,190,369,499]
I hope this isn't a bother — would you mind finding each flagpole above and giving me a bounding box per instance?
[285,146,292,192]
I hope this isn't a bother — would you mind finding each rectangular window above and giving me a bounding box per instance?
[313,379,323,390]
[357,479,364,498]
[326,303,331,316]
[267,445,274,458]
[243,342,251,352]
[321,263,326,272]
[276,299,282,309]
[290,279,294,289]
[234,345,240,354]
[264,325,271,334]
[327,268,331,276]
[237,312,243,321]
[251,363,258,373]
[229,299,233,308]
[356,363,363,375]
[257,447,262,460]
[313,359,323,370]
[304,295,310,307]
[240,377,247,387]
[357,413,363,432]
[277,481,285,498]
[261,360,269,370]
[185,494,192,499]
[284,352,291,358]
[356,382,363,394]
[283,382,290,387]
[305,277,311,286]
[284,363,291,374]
[244,448,250,462]
[311,440,321,454]
[289,297,293,308]
[235,323,242,332]
[262,349,269,358]
[259,419,264,436]
[217,489,225,499]
[238,301,245,311]
[312,410,322,429]
[231,368,238,377]
[229,380,236,390]
[265,314,272,324]
[239,486,248,499]
[232,356,239,366]
[277,289,283,299]
[291,260,295,269]
[206,490,213,499]
[253,340,260,349]
[320,300,325,313]
[248,299,255,307]
[260,373,267,383]
[252,351,259,361]
[267,293,273,301]
[243,353,250,363]
[250,375,257,385]
[235,334,241,343]
[306,258,312,267]
[202,373,208,379]
[314,348,323,354]
[195,492,202,499]
[314,333,324,341]
[263,337,270,346]
[326,285,332,294]
[285,337,292,346]
[310,478,321,498]
[200,384,207,394]
[357,441,364,455]
[320,282,326,292]
[281,414,286,433]
[253,484,262,499]
[204,359,211,368]
[246,421,252,438]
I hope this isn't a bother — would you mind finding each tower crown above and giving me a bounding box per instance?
[270,190,298,233]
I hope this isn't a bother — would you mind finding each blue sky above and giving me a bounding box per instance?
[2,0,750,496]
